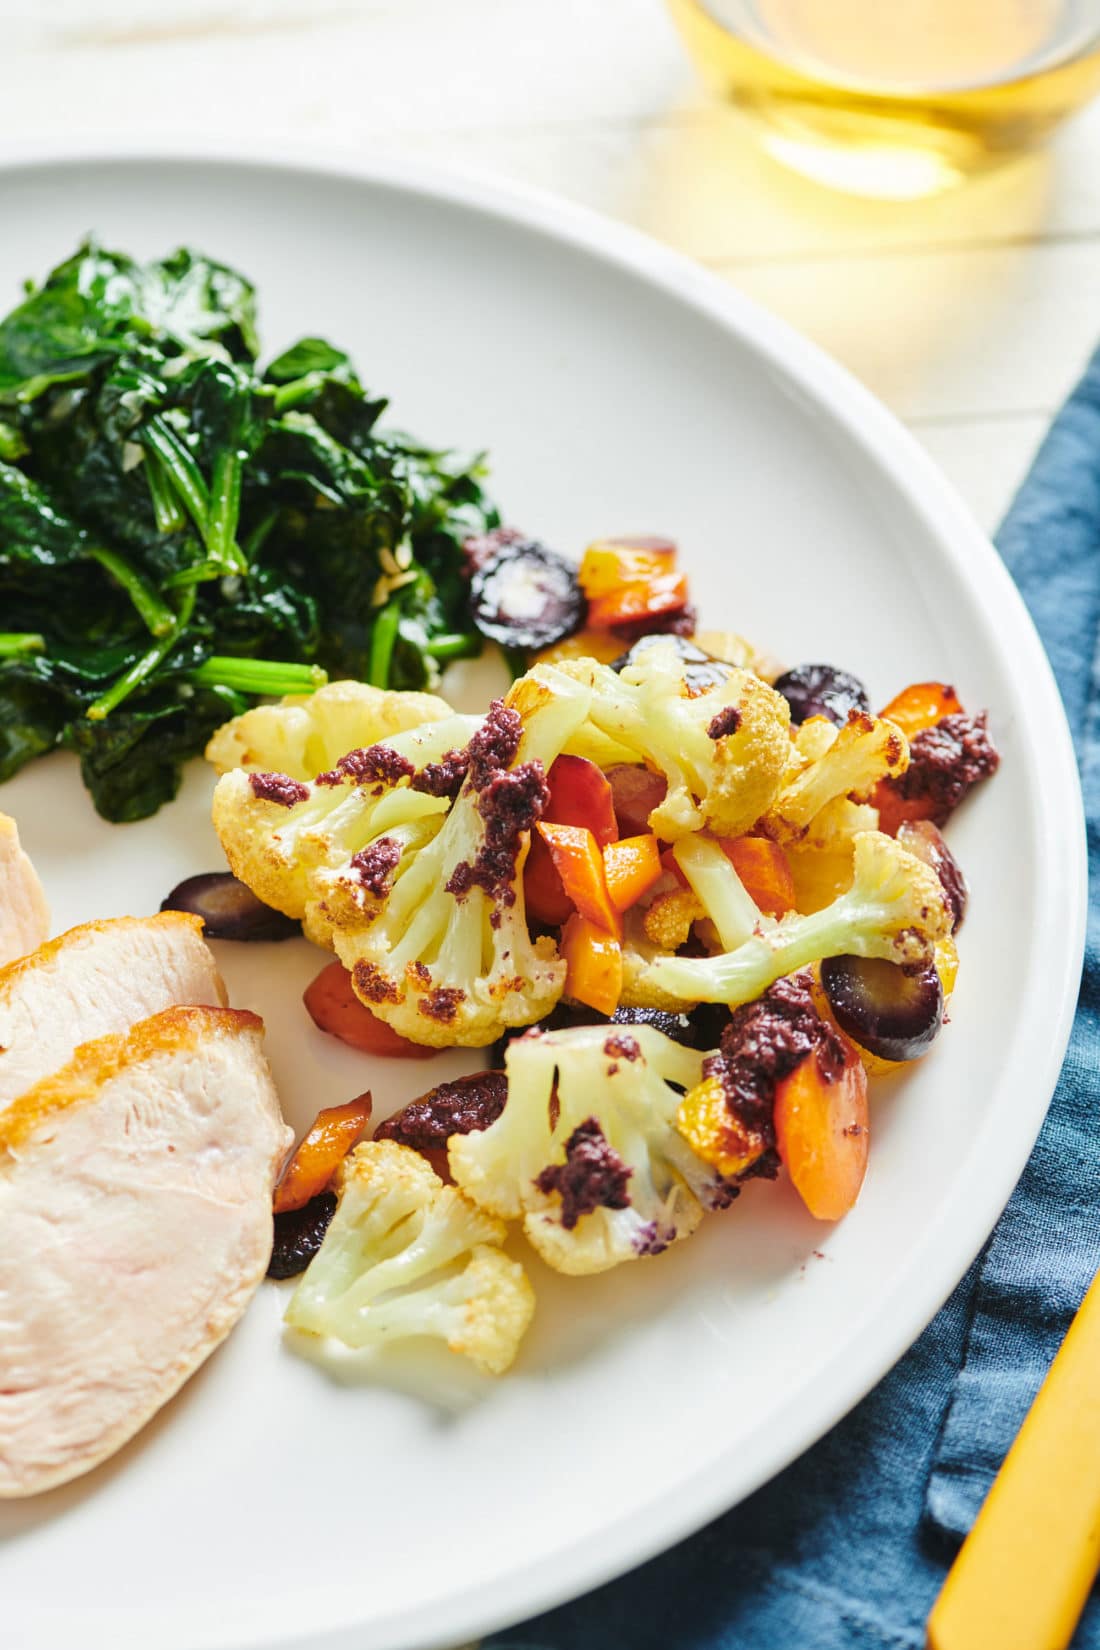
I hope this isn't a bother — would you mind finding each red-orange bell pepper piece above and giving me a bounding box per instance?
[273,1093,374,1213]
[871,785,939,838]
[878,681,963,738]
[537,822,621,934]
[773,1037,868,1222]
[525,757,620,924]
[600,533,678,558]
[587,573,690,631]
[578,540,677,595]
[524,830,575,926]
[606,763,668,837]
[579,540,689,630]
[304,960,439,1058]
[718,836,797,917]
[603,834,663,913]
[546,754,618,847]
[561,913,623,1015]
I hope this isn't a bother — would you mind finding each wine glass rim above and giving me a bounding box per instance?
[695,1,1100,94]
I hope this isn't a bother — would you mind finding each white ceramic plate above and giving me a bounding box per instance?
[0,146,1085,1650]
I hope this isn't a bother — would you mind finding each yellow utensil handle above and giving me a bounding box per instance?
[928,1266,1100,1650]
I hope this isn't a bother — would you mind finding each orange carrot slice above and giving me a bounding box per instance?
[774,1040,869,1222]
[304,960,438,1058]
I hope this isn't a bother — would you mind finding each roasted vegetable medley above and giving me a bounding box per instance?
[198,532,999,1376]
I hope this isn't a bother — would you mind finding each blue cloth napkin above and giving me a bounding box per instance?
[485,351,1100,1650]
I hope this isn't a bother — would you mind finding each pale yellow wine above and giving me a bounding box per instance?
[668,0,1100,194]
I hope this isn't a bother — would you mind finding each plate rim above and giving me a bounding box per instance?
[0,138,1086,1650]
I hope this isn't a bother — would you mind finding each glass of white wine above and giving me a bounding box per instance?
[668,0,1100,197]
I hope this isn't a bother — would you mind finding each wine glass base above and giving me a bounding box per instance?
[759,128,970,198]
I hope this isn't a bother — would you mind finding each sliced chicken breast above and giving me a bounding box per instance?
[0,1005,293,1498]
[0,911,225,1112]
[0,813,49,967]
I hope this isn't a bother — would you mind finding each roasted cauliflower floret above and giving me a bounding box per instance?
[786,797,880,913]
[340,669,595,1048]
[206,678,454,779]
[761,711,908,845]
[211,713,479,945]
[450,1023,738,1275]
[285,1141,534,1375]
[639,831,951,1006]
[642,887,705,951]
[553,639,791,840]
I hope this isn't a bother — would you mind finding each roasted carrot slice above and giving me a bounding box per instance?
[537,822,621,933]
[304,960,438,1058]
[274,1093,374,1213]
[773,1039,869,1222]
[879,681,963,738]
[561,914,623,1015]
[603,834,663,912]
[718,836,797,917]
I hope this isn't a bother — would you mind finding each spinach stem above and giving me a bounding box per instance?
[422,632,480,663]
[207,443,247,575]
[367,601,401,687]
[144,450,186,534]
[502,644,529,682]
[0,632,45,657]
[191,657,327,695]
[242,510,277,561]
[141,417,210,540]
[89,547,176,638]
[162,559,231,589]
[85,588,196,721]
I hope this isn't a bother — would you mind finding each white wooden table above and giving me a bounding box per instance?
[11,0,1100,538]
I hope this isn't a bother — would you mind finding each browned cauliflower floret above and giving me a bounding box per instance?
[338,666,596,1047]
[211,713,479,946]
[553,640,791,840]
[285,1141,534,1375]
[761,712,908,845]
[206,679,454,779]
[643,887,705,951]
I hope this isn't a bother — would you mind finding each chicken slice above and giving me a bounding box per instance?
[0,1004,293,1498]
[0,813,49,967]
[0,911,225,1113]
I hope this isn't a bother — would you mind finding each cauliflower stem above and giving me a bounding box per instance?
[641,831,951,1006]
